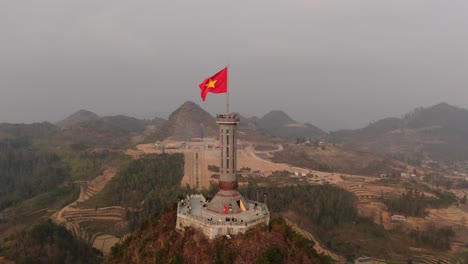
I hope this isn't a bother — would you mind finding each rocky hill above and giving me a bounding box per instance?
[151,101,217,140]
[105,212,327,264]
[257,110,326,140]
[330,102,468,162]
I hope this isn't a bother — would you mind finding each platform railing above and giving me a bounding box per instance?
[177,204,269,227]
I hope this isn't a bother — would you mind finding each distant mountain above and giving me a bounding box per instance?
[53,109,171,146]
[57,119,133,147]
[257,110,326,140]
[259,110,296,126]
[404,102,468,130]
[238,114,259,131]
[56,109,99,128]
[101,115,151,133]
[145,102,318,142]
[330,103,468,162]
[151,101,217,140]
[57,110,161,133]
[54,110,162,147]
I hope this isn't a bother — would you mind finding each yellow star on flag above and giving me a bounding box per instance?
[205,79,217,89]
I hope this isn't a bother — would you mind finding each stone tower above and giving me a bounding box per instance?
[207,114,250,213]
[176,112,269,239]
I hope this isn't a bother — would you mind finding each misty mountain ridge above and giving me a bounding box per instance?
[145,102,327,141]
[57,109,167,132]
[3,101,468,163]
[331,102,468,161]
[51,110,169,147]
[0,110,166,148]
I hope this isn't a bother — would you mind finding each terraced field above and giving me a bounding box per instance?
[339,181,404,200]
[50,168,127,254]
[413,253,464,264]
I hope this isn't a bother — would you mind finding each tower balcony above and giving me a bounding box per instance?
[216,114,240,124]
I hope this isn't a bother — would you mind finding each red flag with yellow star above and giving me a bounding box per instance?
[199,67,228,101]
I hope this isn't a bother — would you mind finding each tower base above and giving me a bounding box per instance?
[207,189,250,214]
[176,194,269,239]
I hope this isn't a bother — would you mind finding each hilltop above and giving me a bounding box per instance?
[106,212,328,264]
[149,101,217,141]
[57,109,100,128]
[330,103,468,162]
[257,110,326,140]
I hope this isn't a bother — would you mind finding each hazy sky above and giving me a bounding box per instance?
[1,0,467,131]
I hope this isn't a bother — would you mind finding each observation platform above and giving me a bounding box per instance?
[176,194,269,239]
[216,114,240,124]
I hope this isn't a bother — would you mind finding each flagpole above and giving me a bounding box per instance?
[226,64,230,114]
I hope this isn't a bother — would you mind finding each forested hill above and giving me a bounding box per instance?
[81,153,185,226]
[2,220,101,264]
[0,138,69,211]
[243,184,358,230]
[105,184,358,263]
